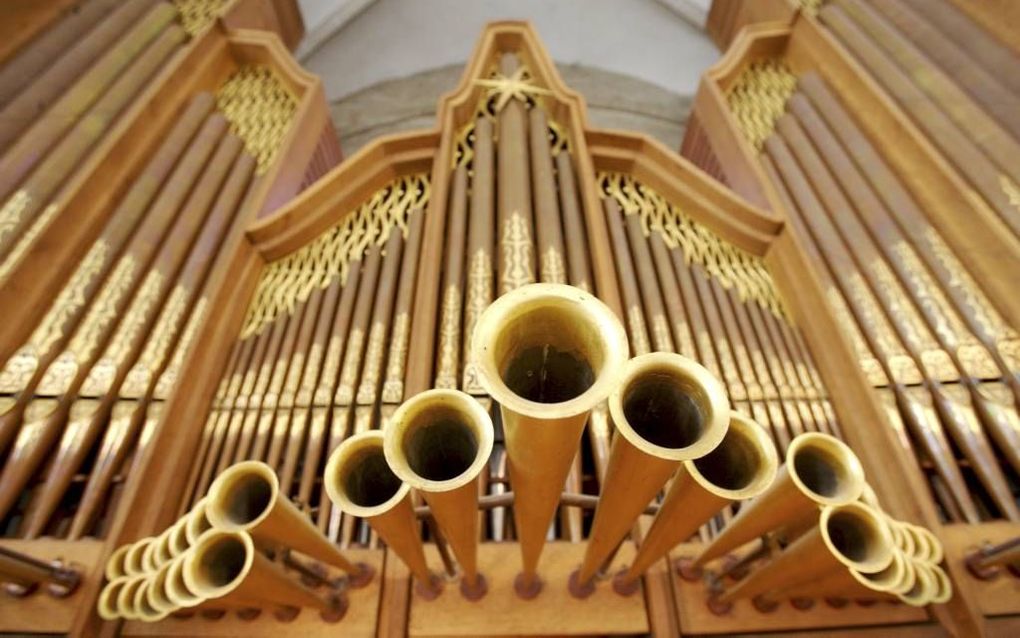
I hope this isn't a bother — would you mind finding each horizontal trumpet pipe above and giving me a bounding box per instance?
[576,353,730,586]
[773,548,912,602]
[694,432,865,568]
[205,461,360,575]
[619,412,778,587]
[716,502,895,604]
[471,283,628,588]
[324,431,435,589]
[183,530,337,613]
[385,389,494,590]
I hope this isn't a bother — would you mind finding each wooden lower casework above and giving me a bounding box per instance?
[1,3,1019,637]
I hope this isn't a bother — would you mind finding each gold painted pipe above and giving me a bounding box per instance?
[717,502,895,604]
[183,530,341,615]
[615,412,778,591]
[115,575,148,620]
[385,389,494,598]
[325,431,439,595]
[471,282,628,595]
[694,432,865,568]
[573,353,730,592]
[205,461,360,576]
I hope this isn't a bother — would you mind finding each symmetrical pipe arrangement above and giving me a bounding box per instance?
[98,460,370,623]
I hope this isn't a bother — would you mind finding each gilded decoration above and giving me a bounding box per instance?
[726,58,797,151]
[216,65,298,173]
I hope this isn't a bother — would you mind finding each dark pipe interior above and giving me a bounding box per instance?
[694,427,759,489]
[197,537,247,588]
[405,415,478,481]
[503,344,594,403]
[222,473,273,525]
[622,371,703,449]
[344,448,403,507]
[827,510,875,562]
[793,446,841,497]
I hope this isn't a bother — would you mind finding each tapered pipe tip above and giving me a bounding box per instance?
[414,573,444,601]
[348,562,375,589]
[320,593,349,623]
[460,573,488,601]
[567,569,596,599]
[612,569,641,597]
[514,572,543,600]
[675,557,703,582]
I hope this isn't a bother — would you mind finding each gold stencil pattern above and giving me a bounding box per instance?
[242,173,429,337]
[335,329,365,406]
[0,190,30,246]
[499,211,535,294]
[172,0,229,35]
[382,312,411,403]
[727,58,797,151]
[122,285,191,398]
[155,296,209,400]
[356,322,387,404]
[540,246,567,284]
[0,203,59,281]
[825,285,889,387]
[462,249,493,393]
[216,65,298,173]
[599,171,785,319]
[435,285,463,389]
[627,305,651,356]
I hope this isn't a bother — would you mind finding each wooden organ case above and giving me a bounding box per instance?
[0,2,1017,637]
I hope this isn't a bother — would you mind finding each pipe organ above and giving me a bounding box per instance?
[0,1,1017,636]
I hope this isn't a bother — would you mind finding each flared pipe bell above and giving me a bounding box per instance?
[325,431,437,593]
[775,547,912,602]
[205,461,360,575]
[694,432,865,568]
[617,412,778,589]
[574,353,730,590]
[185,498,213,546]
[471,283,628,590]
[124,537,155,576]
[385,389,494,596]
[105,544,131,581]
[717,501,895,604]
[134,578,170,622]
[898,558,938,606]
[164,553,204,609]
[97,577,129,620]
[183,529,340,613]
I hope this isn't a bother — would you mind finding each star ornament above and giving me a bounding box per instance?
[474,67,553,112]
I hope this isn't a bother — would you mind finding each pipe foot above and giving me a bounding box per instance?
[415,573,443,601]
[347,562,375,589]
[674,556,703,582]
[720,554,749,580]
[320,594,349,623]
[856,598,878,607]
[567,569,595,599]
[200,608,227,620]
[790,597,814,610]
[236,608,261,621]
[274,605,301,622]
[611,569,640,597]
[825,597,849,608]
[751,595,779,613]
[707,595,733,615]
[460,573,488,601]
[514,572,543,600]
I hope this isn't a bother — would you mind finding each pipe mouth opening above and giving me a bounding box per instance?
[790,436,861,503]
[621,368,705,449]
[344,446,403,508]
[857,550,905,591]
[693,424,763,491]
[98,580,126,620]
[148,565,175,612]
[117,577,146,619]
[186,501,212,543]
[193,535,248,595]
[167,557,200,605]
[135,582,161,620]
[473,285,627,415]
[824,506,890,570]
[217,471,275,528]
[125,539,152,575]
[402,407,479,482]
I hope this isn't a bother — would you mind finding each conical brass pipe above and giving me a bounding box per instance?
[717,502,895,604]
[115,575,148,620]
[164,553,203,609]
[124,537,155,576]
[105,544,131,581]
[573,353,731,591]
[325,431,438,594]
[775,547,911,601]
[185,498,212,545]
[694,432,865,568]
[183,530,340,614]
[146,560,178,616]
[205,461,360,575]
[97,577,129,621]
[926,563,952,604]
[385,389,494,598]
[134,578,170,623]
[898,557,937,607]
[471,283,628,594]
[616,412,778,590]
